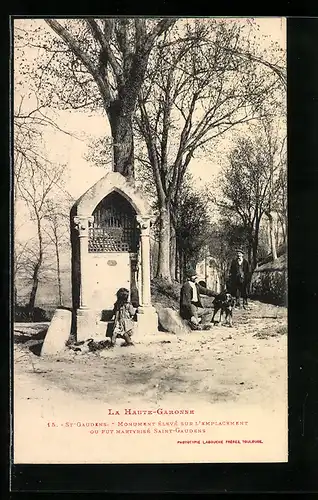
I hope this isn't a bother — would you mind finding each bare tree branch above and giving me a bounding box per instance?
[45,19,112,105]
[146,19,177,48]
[46,20,98,78]
[86,19,123,83]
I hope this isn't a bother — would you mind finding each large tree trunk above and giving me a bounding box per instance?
[182,254,189,281]
[156,203,172,281]
[28,216,43,313]
[247,243,253,269]
[170,222,176,280]
[54,239,63,306]
[251,220,260,271]
[175,240,181,282]
[108,100,134,180]
[28,261,41,311]
[178,247,184,284]
[267,212,278,261]
[279,215,286,245]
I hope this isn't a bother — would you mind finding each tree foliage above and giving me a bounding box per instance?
[15,153,67,309]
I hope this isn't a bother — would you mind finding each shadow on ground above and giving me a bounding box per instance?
[14,327,48,356]
[37,350,243,405]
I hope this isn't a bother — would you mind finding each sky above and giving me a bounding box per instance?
[14,17,286,207]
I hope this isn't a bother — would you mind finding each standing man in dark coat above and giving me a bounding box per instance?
[228,249,250,308]
[180,267,217,329]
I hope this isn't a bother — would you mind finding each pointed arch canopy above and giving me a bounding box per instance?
[73,172,151,218]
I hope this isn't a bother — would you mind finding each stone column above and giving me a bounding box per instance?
[74,215,94,341]
[137,216,152,306]
[136,216,158,336]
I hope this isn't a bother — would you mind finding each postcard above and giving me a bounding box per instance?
[12,16,287,465]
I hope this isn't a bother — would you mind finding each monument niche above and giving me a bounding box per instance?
[70,172,158,342]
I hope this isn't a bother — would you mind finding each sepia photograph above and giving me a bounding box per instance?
[12,16,287,464]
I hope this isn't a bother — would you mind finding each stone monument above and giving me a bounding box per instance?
[70,172,158,342]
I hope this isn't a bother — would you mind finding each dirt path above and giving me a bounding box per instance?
[14,301,287,411]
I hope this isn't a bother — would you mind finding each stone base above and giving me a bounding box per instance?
[41,309,72,356]
[136,306,159,337]
[76,308,98,342]
[76,306,158,342]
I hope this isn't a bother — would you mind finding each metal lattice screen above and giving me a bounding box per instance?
[89,192,139,253]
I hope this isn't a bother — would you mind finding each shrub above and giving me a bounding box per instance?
[14,305,51,322]
[151,278,180,310]
[250,269,287,306]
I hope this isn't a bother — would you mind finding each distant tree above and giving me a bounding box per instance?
[220,145,267,270]
[261,119,287,259]
[175,179,212,282]
[219,118,286,269]
[14,92,75,309]
[43,200,71,306]
[14,240,31,305]
[15,156,66,312]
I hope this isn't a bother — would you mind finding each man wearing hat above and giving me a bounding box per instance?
[180,267,217,329]
[228,249,250,308]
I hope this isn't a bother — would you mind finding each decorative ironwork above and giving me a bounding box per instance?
[89,191,139,253]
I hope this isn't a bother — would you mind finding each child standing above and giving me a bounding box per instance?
[111,288,136,347]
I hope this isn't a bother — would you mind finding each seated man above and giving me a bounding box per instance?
[180,267,217,330]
